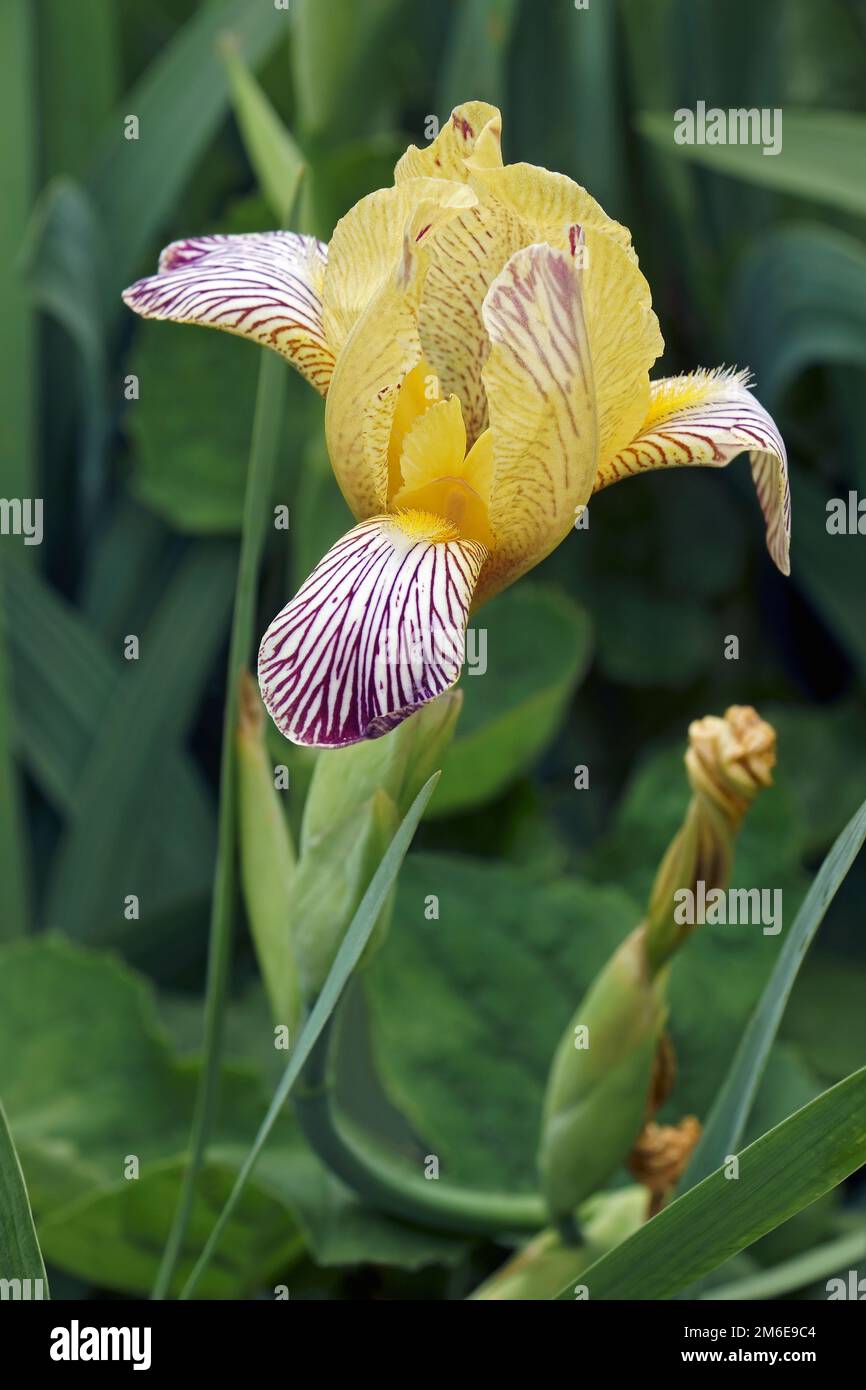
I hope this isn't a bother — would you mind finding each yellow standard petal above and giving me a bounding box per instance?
[324,181,477,520]
[395,101,503,183]
[593,368,791,575]
[477,238,597,605]
[470,162,664,463]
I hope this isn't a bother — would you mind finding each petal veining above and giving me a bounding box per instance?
[258,516,487,747]
[593,369,791,574]
[122,232,334,395]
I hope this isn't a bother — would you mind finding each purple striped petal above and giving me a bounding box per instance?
[593,369,791,575]
[258,516,487,748]
[122,232,334,395]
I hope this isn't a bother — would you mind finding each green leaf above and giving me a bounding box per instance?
[178,772,441,1298]
[592,581,715,688]
[0,0,36,935]
[0,572,29,938]
[0,936,459,1294]
[3,555,217,930]
[22,178,109,514]
[681,794,866,1192]
[731,225,866,406]
[0,1097,47,1292]
[44,542,236,942]
[291,0,402,143]
[793,470,866,682]
[88,0,289,311]
[366,853,641,1191]
[437,0,518,113]
[36,0,119,179]
[0,0,35,496]
[637,109,866,218]
[702,1226,866,1301]
[782,957,866,1084]
[433,585,592,816]
[554,1065,866,1299]
[221,37,305,221]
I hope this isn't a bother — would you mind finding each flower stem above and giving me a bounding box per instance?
[294,1008,547,1236]
[151,348,287,1299]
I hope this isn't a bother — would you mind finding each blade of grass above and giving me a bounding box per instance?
[151,346,289,1300]
[554,1065,866,1299]
[680,794,866,1193]
[0,1097,48,1292]
[702,1227,866,1301]
[178,772,441,1300]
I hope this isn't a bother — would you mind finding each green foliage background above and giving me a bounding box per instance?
[1,0,865,1299]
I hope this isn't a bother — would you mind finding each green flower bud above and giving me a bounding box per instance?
[538,705,777,1225]
[538,926,668,1222]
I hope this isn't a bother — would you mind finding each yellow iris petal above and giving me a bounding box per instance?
[395,101,503,183]
[324,183,476,519]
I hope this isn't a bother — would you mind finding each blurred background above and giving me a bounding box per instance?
[1,0,865,1299]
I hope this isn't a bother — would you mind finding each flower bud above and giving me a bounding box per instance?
[538,926,668,1222]
[538,705,776,1224]
[646,705,776,970]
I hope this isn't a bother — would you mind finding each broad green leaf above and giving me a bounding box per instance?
[179,773,441,1297]
[44,542,236,942]
[0,1097,47,1292]
[681,794,866,1191]
[88,0,289,310]
[222,38,305,221]
[592,581,715,688]
[555,1065,866,1299]
[366,854,641,1191]
[0,936,457,1295]
[731,225,866,405]
[433,585,592,816]
[637,109,866,218]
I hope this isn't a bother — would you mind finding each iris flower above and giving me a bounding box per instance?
[123,101,789,748]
